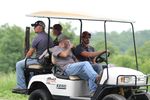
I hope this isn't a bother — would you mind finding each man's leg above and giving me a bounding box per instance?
[92,63,103,74]
[16,59,26,89]
[15,59,39,89]
[64,61,98,93]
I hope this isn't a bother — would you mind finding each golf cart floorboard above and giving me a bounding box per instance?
[70,96,91,100]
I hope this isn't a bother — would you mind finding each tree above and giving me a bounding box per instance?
[139,41,150,59]
[0,24,24,73]
[137,41,150,73]
[111,55,136,69]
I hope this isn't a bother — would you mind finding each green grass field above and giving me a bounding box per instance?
[0,72,28,100]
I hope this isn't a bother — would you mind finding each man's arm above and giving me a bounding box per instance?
[26,48,35,58]
[59,40,74,58]
[80,50,106,58]
[59,48,72,58]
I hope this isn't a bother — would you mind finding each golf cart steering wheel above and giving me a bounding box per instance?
[95,52,110,63]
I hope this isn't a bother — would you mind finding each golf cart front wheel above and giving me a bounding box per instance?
[132,92,150,100]
[29,89,52,100]
[102,94,126,100]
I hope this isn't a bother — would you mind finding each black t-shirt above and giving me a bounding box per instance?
[74,44,95,63]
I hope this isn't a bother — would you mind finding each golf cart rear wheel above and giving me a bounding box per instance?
[102,94,126,100]
[29,89,52,100]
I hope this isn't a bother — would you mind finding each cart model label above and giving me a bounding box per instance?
[46,77,56,85]
[56,84,66,89]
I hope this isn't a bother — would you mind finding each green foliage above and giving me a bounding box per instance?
[136,30,150,46]
[140,58,150,74]
[139,41,150,59]
[0,24,24,73]
[136,41,150,73]
[110,55,136,69]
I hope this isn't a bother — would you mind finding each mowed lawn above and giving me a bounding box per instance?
[0,72,28,100]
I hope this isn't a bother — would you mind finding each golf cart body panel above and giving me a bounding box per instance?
[28,74,90,97]
[100,67,147,86]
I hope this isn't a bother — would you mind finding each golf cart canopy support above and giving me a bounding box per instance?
[27,10,139,79]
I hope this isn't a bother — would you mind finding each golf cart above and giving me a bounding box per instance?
[14,11,150,100]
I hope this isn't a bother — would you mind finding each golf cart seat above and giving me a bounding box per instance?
[24,51,54,86]
[25,56,53,74]
[51,55,81,80]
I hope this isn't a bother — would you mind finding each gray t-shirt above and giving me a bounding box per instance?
[32,32,53,58]
[50,46,76,70]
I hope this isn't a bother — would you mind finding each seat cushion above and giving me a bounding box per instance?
[28,64,43,69]
[69,75,81,80]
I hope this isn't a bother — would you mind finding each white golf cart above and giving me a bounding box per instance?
[14,11,150,100]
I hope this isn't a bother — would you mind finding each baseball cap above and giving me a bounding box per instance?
[81,31,91,38]
[31,21,45,28]
[58,34,69,42]
[51,24,62,31]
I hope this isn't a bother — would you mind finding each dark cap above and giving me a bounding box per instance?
[51,24,62,31]
[31,20,45,28]
[58,34,69,42]
[81,31,91,38]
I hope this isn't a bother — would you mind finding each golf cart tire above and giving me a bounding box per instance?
[134,92,150,100]
[102,94,126,100]
[145,93,150,100]
[29,89,52,100]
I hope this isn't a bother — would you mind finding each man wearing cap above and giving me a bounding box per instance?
[74,31,107,75]
[50,35,101,96]
[51,24,63,46]
[13,20,53,92]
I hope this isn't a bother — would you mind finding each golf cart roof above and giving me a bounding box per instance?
[27,11,135,23]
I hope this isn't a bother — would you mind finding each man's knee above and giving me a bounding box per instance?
[94,64,102,69]
[16,60,25,69]
[83,61,90,65]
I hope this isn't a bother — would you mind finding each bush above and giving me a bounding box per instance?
[111,55,136,69]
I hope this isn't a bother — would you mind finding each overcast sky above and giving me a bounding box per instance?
[0,0,150,32]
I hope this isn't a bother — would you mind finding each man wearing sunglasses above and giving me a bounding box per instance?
[13,21,53,93]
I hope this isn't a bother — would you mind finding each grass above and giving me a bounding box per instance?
[0,72,28,100]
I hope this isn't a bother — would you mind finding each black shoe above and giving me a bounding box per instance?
[12,88,27,94]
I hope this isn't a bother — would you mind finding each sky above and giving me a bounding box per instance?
[0,0,150,32]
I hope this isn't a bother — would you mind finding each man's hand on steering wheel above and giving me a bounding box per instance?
[95,50,110,63]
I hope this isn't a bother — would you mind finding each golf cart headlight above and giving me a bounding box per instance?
[118,76,135,85]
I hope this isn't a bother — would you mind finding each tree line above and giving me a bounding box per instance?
[0,23,149,74]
